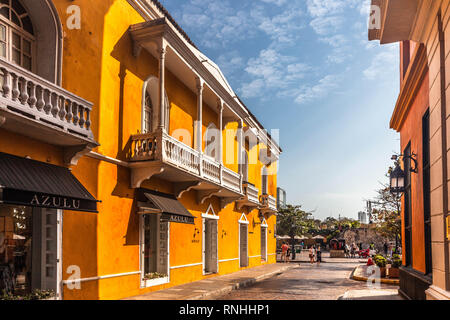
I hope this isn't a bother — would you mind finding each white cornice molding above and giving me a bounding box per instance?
[127,0,160,20]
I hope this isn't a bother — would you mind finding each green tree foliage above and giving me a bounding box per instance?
[369,167,402,242]
[276,205,311,239]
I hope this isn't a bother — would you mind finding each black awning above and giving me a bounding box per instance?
[0,152,98,213]
[137,188,195,225]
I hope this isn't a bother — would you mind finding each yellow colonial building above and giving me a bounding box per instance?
[0,0,281,300]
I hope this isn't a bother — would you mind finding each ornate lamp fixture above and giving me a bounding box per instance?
[389,153,418,195]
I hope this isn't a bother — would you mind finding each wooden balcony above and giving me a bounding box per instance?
[236,183,260,210]
[128,130,243,208]
[0,59,97,164]
[260,194,277,216]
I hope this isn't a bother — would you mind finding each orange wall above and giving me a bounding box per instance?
[398,70,430,274]
[0,0,279,300]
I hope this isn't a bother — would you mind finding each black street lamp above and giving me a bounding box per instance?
[389,163,405,195]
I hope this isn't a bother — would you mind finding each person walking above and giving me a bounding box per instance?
[281,242,289,263]
[309,245,315,264]
[316,245,322,265]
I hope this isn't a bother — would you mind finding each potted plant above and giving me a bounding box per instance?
[388,254,401,278]
[373,254,387,277]
[143,272,167,280]
[0,289,56,300]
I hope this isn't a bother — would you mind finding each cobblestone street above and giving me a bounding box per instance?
[214,253,400,300]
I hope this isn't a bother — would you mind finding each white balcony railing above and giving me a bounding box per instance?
[268,194,277,211]
[243,183,259,204]
[260,194,277,212]
[129,130,241,193]
[0,58,94,140]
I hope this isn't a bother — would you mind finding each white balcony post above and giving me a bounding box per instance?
[217,99,224,163]
[158,41,167,131]
[217,99,224,185]
[238,118,244,193]
[195,77,204,153]
[195,77,204,177]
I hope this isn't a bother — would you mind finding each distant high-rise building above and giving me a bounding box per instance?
[277,187,287,210]
[358,211,367,224]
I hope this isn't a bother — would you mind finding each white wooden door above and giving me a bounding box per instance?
[210,220,218,273]
[41,209,62,298]
[240,224,248,267]
[261,227,267,261]
[158,220,169,275]
[203,219,218,274]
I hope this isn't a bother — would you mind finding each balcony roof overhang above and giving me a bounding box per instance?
[129,18,282,157]
[368,0,419,44]
[130,18,244,120]
[368,0,439,45]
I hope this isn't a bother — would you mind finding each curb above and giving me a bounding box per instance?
[351,266,400,285]
[185,265,294,300]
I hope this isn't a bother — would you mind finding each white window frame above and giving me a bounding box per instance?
[139,214,170,288]
[0,9,36,72]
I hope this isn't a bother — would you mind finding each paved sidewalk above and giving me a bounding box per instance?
[277,251,366,264]
[123,264,293,300]
[352,265,400,285]
[340,289,404,300]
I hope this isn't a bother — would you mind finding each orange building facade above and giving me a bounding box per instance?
[369,0,450,300]
[0,0,281,300]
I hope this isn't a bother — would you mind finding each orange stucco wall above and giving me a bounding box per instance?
[398,69,430,274]
[0,0,278,300]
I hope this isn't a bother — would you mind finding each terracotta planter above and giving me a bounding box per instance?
[379,267,387,278]
[388,267,400,278]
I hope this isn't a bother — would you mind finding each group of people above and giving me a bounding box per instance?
[308,245,322,265]
[344,242,361,258]
[280,242,322,265]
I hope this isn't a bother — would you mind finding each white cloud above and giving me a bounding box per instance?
[364,45,398,80]
[306,0,347,18]
[216,51,245,77]
[240,49,310,98]
[310,16,344,35]
[259,0,287,6]
[295,74,340,104]
[255,8,305,45]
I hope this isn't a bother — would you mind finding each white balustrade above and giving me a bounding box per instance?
[244,183,259,204]
[222,167,241,193]
[260,194,277,212]
[0,58,94,139]
[129,131,242,194]
[268,195,277,211]
[202,156,221,184]
[162,132,200,175]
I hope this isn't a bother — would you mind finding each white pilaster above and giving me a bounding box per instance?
[195,77,204,152]
[158,41,167,131]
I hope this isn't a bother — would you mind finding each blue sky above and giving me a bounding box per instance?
[159,0,400,220]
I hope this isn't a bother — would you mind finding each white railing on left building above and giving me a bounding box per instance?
[129,130,242,194]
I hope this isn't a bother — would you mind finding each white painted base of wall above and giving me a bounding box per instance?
[426,285,450,300]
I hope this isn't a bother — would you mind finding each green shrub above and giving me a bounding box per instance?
[373,254,387,268]
[1,289,55,300]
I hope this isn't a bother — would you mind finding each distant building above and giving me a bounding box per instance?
[277,187,287,210]
[358,211,367,224]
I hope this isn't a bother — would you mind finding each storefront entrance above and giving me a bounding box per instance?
[0,152,99,299]
[0,205,62,298]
